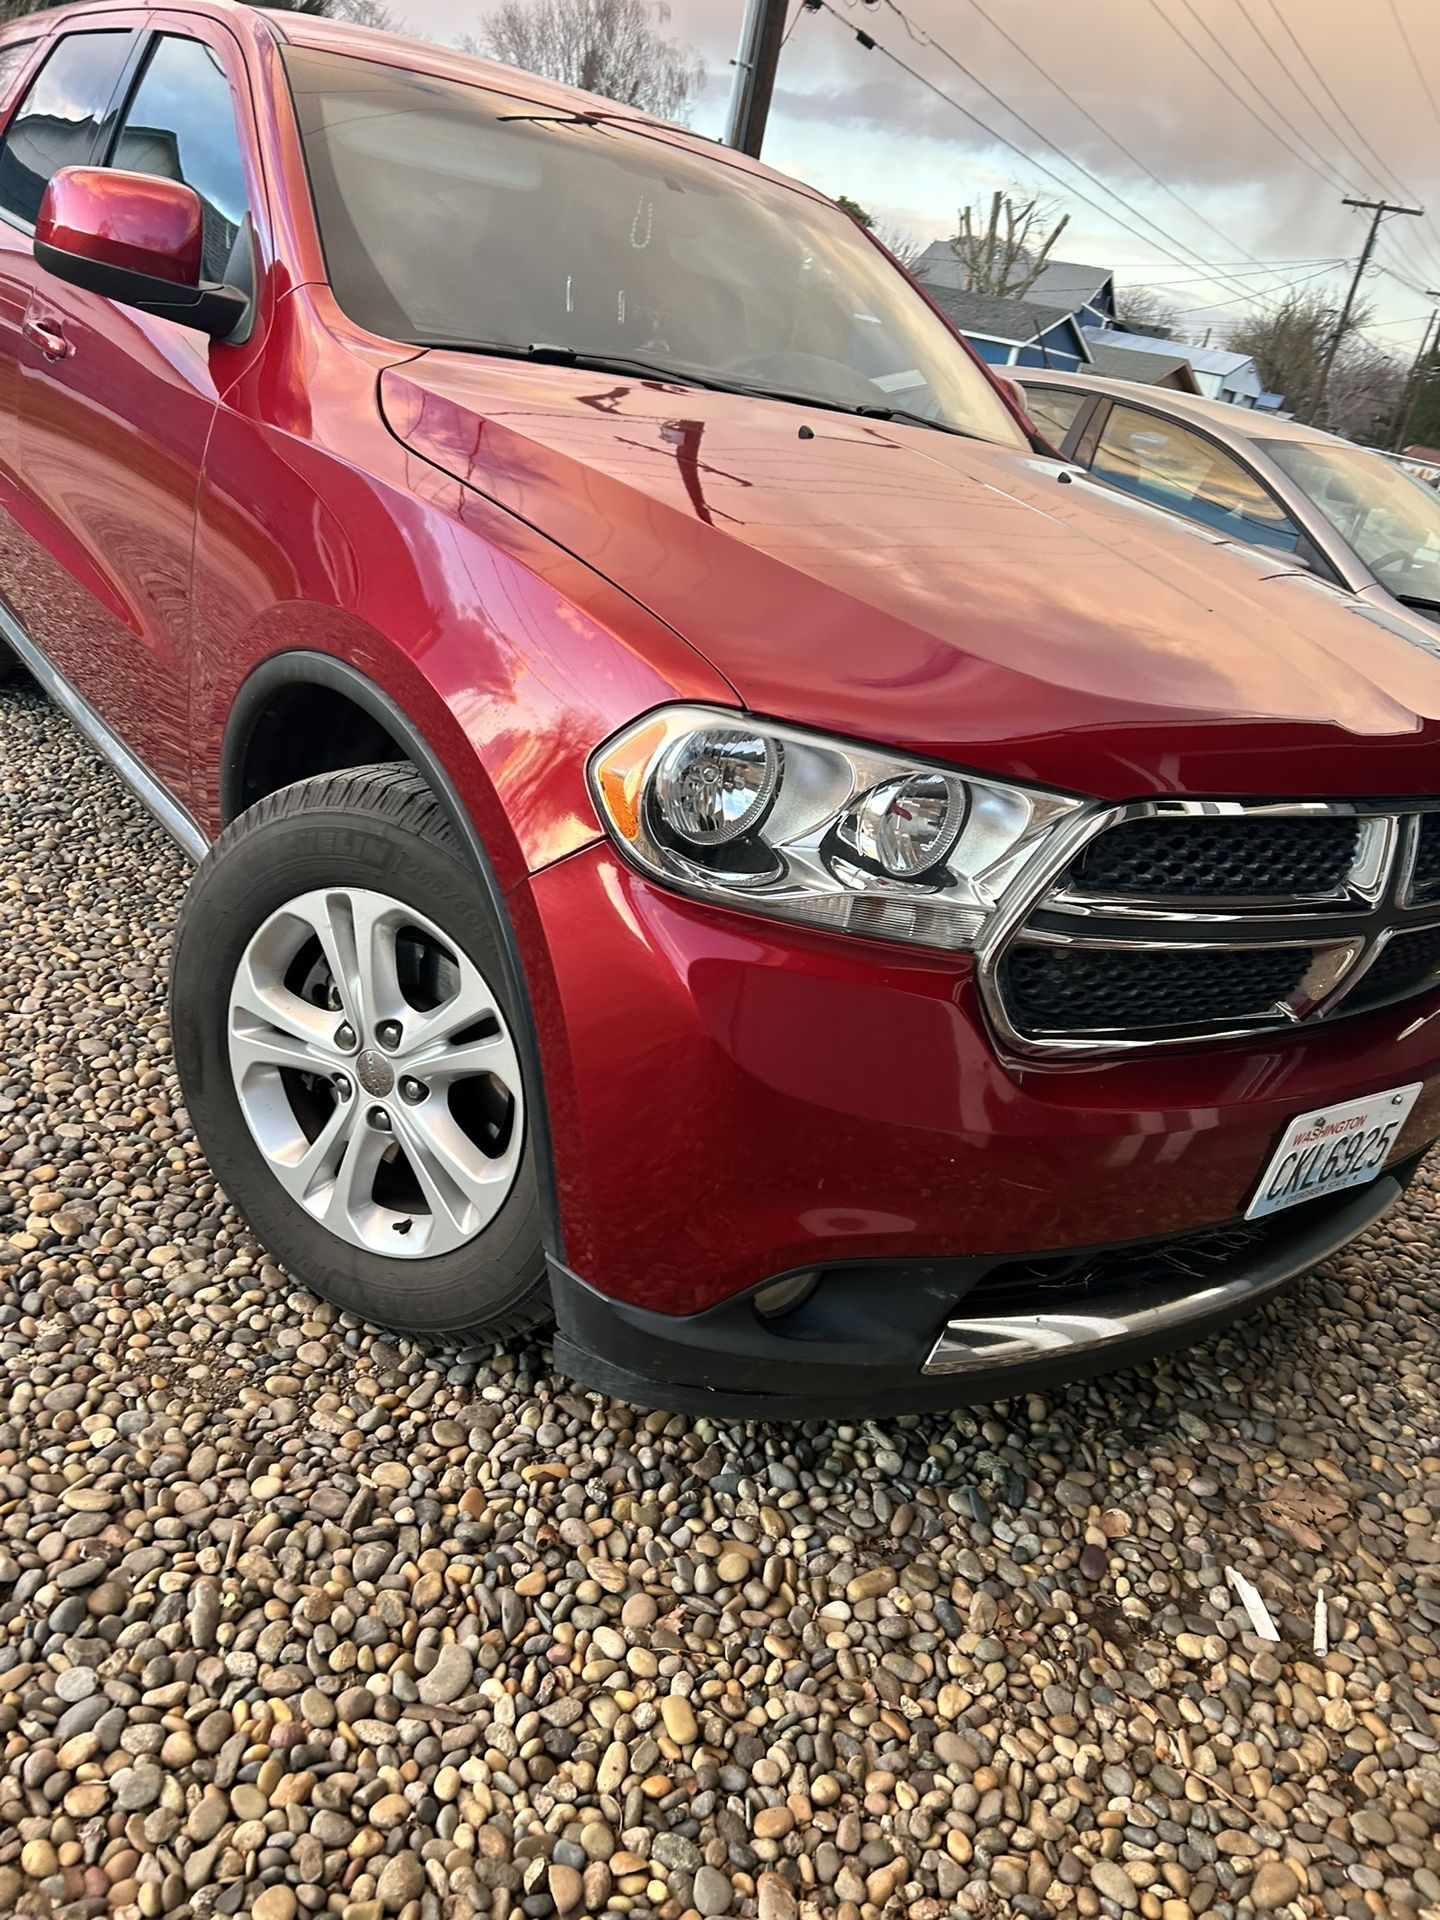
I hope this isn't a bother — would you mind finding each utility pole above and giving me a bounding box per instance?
[726,0,790,157]
[1393,297,1440,452]
[1306,197,1424,424]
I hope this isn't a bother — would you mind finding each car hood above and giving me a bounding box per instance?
[381,356,1440,799]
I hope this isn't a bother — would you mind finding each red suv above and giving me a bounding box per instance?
[2,2,1438,1418]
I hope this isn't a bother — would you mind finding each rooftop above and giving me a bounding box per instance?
[924,284,1090,350]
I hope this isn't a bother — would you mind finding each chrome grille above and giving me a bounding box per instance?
[983,799,1440,1053]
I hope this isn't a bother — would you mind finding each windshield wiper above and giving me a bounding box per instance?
[852,402,969,437]
[409,339,975,435]
[409,338,753,395]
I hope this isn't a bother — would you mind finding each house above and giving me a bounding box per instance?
[912,242,1273,406]
[1085,340,1201,392]
[1024,259,1117,330]
[921,285,1093,373]
[1080,328,1265,406]
[913,243,1117,330]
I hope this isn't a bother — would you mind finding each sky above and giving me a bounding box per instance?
[393,0,1440,366]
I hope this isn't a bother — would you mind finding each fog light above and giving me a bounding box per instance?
[753,1271,819,1320]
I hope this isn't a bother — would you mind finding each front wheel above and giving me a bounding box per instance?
[171,765,550,1345]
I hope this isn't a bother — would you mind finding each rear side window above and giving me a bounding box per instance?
[0,31,134,228]
[1026,387,1086,447]
[1091,404,1301,554]
[111,36,250,285]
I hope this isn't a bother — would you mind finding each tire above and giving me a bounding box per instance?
[171,764,550,1346]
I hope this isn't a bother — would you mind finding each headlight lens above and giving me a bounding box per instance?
[652,727,781,848]
[591,707,1083,952]
[835,772,967,879]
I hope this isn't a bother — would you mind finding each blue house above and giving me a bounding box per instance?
[922,284,1093,373]
[1021,259,1118,331]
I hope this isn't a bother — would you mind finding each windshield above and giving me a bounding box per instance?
[1268,439,1440,604]
[282,46,1026,447]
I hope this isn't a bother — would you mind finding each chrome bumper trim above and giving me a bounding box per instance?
[921,1172,1402,1375]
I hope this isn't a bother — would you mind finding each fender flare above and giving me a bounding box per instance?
[221,650,565,1266]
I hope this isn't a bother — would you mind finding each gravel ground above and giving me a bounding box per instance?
[0,678,1438,1920]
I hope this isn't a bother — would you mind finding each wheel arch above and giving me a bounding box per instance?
[221,650,566,1267]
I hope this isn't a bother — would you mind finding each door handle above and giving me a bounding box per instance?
[22,317,69,362]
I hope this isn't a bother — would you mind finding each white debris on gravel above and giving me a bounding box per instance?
[1,681,1439,1920]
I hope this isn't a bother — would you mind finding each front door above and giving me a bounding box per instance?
[0,19,265,806]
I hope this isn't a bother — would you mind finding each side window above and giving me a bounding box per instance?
[0,31,135,228]
[0,40,38,113]
[111,36,249,284]
[1027,387,1086,447]
[1091,405,1301,554]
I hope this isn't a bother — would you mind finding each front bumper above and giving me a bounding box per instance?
[521,845,1440,1414]
[549,1165,1414,1417]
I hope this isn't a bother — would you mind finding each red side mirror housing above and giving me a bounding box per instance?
[34,166,249,341]
[37,165,204,286]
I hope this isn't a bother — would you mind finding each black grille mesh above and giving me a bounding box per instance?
[1071,814,1360,899]
[1409,816,1440,904]
[1001,943,1311,1035]
[1347,927,1440,1012]
[970,1219,1273,1311]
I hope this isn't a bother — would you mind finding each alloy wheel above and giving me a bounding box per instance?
[227,886,524,1258]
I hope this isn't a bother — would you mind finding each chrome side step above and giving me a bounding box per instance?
[923,1172,1403,1375]
[0,602,208,862]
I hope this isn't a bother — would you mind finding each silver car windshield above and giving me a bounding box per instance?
[283,45,1027,448]
[1269,439,1440,605]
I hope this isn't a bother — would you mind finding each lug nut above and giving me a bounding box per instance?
[368,1106,392,1132]
[376,1020,403,1050]
[399,1076,428,1104]
[333,1073,353,1101]
[335,1022,357,1051]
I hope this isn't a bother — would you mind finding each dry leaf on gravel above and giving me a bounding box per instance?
[1259,1478,1349,1551]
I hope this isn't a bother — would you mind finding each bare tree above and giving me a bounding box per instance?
[1228,289,1355,422]
[1324,344,1406,441]
[476,0,703,122]
[1226,288,1402,433]
[874,223,924,270]
[248,0,404,17]
[332,0,406,25]
[1112,287,1180,340]
[947,190,1069,298]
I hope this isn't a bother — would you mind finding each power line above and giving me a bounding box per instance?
[1239,0,1391,201]
[1307,198,1424,423]
[1123,258,1343,291]
[831,0,1294,308]
[1388,0,1440,143]
[952,0,1273,273]
[1238,0,1440,285]
[1147,0,1355,196]
[1167,261,1345,318]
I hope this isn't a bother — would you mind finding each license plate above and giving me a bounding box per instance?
[1247,1082,1422,1219]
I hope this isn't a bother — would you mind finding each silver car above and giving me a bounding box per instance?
[1017,368,1440,632]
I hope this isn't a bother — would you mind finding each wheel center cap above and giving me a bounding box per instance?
[355,1047,395,1098]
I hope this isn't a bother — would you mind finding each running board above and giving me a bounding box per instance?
[0,601,208,862]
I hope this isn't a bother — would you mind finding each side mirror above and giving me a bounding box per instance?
[34,166,248,342]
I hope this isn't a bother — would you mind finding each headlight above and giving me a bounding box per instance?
[590,706,1083,951]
